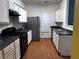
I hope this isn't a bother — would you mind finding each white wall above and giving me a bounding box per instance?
[26,4,60,26]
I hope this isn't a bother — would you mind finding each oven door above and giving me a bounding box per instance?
[20,33,28,59]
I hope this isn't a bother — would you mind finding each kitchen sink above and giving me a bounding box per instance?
[57,29,62,31]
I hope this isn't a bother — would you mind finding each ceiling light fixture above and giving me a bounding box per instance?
[44,1,48,3]
[41,0,48,4]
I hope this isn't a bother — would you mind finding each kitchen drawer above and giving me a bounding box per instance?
[3,43,14,54]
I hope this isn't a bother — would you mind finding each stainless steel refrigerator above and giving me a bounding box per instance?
[27,16,40,41]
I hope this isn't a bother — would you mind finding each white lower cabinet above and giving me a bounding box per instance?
[15,47,20,59]
[53,31,72,56]
[53,31,56,46]
[4,49,15,59]
[14,39,20,59]
[0,38,20,59]
[27,30,32,45]
[56,33,59,50]
[0,51,3,59]
[59,35,72,56]
[3,43,15,59]
[53,31,59,50]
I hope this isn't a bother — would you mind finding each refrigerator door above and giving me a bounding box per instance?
[27,17,40,41]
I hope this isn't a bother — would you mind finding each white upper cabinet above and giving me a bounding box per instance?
[8,0,19,13]
[14,0,20,5]
[19,7,27,23]
[8,0,15,3]
[8,2,14,10]
[55,9,63,22]
[14,3,19,12]
[8,0,15,10]
[0,0,9,23]
[14,0,21,5]
[14,0,25,8]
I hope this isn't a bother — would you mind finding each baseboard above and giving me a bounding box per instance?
[32,39,40,41]
[40,38,51,39]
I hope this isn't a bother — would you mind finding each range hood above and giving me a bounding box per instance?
[9,9,21,16]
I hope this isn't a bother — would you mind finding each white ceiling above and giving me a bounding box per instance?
[22,0,62,5]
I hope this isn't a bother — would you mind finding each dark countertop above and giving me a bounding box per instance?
[0,36,19,50]
[50,26,72,35]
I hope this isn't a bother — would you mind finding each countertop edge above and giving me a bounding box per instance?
[0,36,19,50]
[50,26,72,35]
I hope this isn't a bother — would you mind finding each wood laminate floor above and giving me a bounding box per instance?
[23,39,70,59]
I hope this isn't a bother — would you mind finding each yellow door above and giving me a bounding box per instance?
[72,0,79,59]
